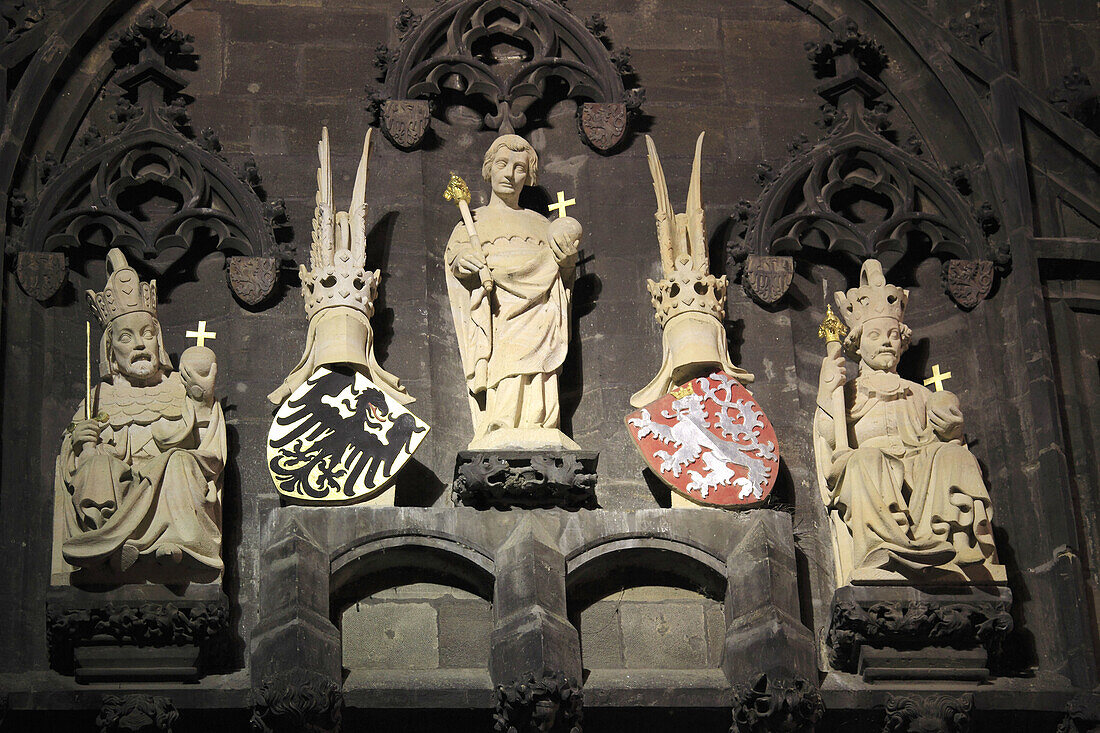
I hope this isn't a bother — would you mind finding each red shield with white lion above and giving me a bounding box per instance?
[625,372,780,508]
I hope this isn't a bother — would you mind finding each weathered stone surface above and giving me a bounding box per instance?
[620,602,708,669]
[343,602,439,670]
[438,599,493,669]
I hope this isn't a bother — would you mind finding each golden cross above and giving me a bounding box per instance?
[548,190,576,219]
[923,363,952,391]
[186,320,217,347]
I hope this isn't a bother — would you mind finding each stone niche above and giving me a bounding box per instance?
[341,582,492,673]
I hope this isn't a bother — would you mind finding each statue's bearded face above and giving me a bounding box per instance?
[858,316,903,371]
[489,147,531,198]
[110,311,162,382]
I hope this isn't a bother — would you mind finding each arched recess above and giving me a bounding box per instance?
[330,533,496,676]
[330,533,495,611]
[566,538,728,671]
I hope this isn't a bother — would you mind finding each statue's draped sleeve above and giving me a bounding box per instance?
[445,219,492,394]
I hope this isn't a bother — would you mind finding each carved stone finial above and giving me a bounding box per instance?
[882,694,973,733]
[251,670,343,733]
[731,674,824,733]
[493,671,583,733]
[96,694,179,733]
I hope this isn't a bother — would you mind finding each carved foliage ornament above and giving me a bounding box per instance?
[97,694,179,733]
[251,670,343,733]
[46,599,230,674]
[735,19,1006,310]
[493,670,583,733]
[375,0,641,152]
[730,674,824,733]
[882,694,972,733]
[454,451,597,509]
[11,8,289,308]
[826,598,1012,672]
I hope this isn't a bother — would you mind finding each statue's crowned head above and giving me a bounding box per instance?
[835,259,912,368]
[86,248,171,382]
[482,134,539,191]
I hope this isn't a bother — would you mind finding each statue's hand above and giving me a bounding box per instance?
[548,217,581,265]
[180,346,217,406]
[70,419,103,451]
[452,249,487,280]
[817,352,847,406]
[928,390,964,441]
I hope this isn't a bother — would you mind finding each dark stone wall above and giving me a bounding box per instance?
[0,0,1097,728]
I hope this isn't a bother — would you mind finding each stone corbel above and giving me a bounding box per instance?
[96,695,179,733]
[881,694,973,733]
[730,673,824,733]
[251,670,343,733]
[492,670,583,733]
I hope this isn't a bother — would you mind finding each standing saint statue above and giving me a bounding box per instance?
[814,260,1005,586]
[53,248,225,583]
[445,134,583,450]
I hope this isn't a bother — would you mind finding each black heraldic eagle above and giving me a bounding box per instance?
[269,368,425,499]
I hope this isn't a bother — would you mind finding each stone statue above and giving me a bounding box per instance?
[53,248,225,583]
[631,132,753,408]
[445,134,582,450]
[813,259,1005,586]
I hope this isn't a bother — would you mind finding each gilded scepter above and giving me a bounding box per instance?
[443,173,493,292]
[818,304,850,451]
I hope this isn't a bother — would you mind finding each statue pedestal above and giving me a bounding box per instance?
[46,584,229,683]
[826,584,1012,680]
[453,451,598,509]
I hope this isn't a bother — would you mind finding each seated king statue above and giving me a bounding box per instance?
[814,260,1005,586]
[445,134,583,451]
[53,248,225,584]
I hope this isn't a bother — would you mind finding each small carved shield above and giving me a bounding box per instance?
[579,103,627,152]
[625,371,780,508]
[268,366,430,503]
[16,251,67,301]
[945,259,994,309]
[381,100,430,150]
[743,255,794,305]
[227,256,278,306]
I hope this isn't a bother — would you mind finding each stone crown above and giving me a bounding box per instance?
[301,219,380,320]
[86,247,158,326]
[835,259,907,329]
[646,258,728,327]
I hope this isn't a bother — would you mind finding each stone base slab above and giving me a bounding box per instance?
[858,647,990,682]
[453,451,598,509]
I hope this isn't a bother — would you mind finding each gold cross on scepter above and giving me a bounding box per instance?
[923,363,952,391]
[548,190,576,219]
[186,320,217,348]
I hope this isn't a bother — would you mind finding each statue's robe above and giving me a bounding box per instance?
[56,371,225,580]
[814,370,1000,585]
[445,206,574,445]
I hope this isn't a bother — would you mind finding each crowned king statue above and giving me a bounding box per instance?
[814,259,1005,586]
[53,248,226,584]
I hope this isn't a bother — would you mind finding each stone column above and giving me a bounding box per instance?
[724,512,818,710]
[251,513,342,733]
[490,515,582,684]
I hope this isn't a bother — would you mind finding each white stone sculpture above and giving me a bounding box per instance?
[631,132,754,408]
[444,134,582,450]
[53,248,225,583]
[814,259,1005,586]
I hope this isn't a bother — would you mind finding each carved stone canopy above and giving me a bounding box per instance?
[374,0,642,152]
[734,18,1007,310]
[10,8,289,308]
